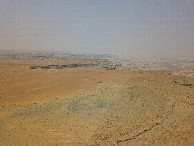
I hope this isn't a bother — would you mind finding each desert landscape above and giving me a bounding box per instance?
[1,1,194,145]
[0,55,194,145]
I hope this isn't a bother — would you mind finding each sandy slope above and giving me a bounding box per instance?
[0,60,194,145]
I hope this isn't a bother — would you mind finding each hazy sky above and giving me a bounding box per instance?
[0,0,194,57]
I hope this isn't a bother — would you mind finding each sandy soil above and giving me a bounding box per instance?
[0,60,194,145]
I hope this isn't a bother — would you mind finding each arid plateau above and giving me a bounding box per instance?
[0,59,194,145]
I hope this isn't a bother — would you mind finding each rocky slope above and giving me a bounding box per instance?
[0,60,193,145]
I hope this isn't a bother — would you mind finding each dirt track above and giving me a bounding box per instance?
[0,60,194,145]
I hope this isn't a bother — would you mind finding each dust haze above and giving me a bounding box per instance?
[0,0,194,145]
